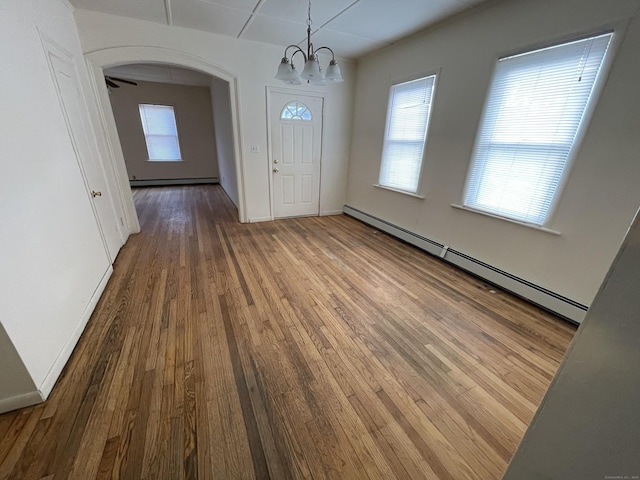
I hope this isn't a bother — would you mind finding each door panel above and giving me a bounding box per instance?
[301,175,313,204]
[46,46,122,262]
[270,93,323,218]
[301,125,313,165]
[282,176,295,205]
[282,124,295,165]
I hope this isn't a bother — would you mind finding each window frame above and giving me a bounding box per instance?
[280,101,313,121]
[459,29,618,228]
[376,71,439,197]
[138,103,184,162]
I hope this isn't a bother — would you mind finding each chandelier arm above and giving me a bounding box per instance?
[290,47,307,65]
[313,46,336,61]
[284,45,307,62]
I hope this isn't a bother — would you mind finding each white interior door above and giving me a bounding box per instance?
[46,45,122,262]
[270,92,323,219]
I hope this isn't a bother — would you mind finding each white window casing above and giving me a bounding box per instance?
[378,75,436,194]
[463,32,613,226]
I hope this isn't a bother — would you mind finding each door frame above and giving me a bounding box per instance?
[266,86,326,221]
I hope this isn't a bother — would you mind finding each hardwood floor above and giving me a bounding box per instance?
[0,185,576,479]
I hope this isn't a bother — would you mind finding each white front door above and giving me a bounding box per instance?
[270,92,323,218]
[45,43,122,262]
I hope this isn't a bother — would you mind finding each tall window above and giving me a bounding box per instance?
[138,104,182,161]
[463,32,613,225]
[378,75,436,194]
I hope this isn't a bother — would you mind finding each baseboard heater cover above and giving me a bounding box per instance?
[129,177,219,187]
[343,205,587,324]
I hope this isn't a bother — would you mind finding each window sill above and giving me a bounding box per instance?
[374,184,425,199]
[450,204,561,236]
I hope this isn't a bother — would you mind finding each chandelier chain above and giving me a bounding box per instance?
[307,0,312,27]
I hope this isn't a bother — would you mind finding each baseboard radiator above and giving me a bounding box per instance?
[129,177,219,187]
[343,205,587,324]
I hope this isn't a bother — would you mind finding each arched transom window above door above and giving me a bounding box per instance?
[281,101,313,121]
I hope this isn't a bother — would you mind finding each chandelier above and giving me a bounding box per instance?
[275,0,344,86]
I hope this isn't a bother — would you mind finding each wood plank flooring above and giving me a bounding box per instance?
[0,185,576,479]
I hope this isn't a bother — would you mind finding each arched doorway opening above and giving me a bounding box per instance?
[84,46,246,234]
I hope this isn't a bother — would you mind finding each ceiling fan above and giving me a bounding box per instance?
[104,76,138,89]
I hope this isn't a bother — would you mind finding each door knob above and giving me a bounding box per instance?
[273,168,279,173]
[274,159,279,164]
[91,190,102,197]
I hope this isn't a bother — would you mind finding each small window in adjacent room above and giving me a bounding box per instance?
[463,32,613,225]
[378,74,437,194]
[138,104,182,161]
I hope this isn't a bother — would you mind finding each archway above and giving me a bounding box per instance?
[84,46,247,234]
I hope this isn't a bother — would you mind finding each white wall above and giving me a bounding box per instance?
[210,76,239,206]
[109,80,219,181]
[0,0,116,411]
[74,10,356,223]
[346,0,640,312]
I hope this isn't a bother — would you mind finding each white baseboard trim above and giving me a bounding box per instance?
[343,205,587,324]
[0,391,44,414]
[249,216,274,223]
[38,266,114,400]
[129,177,219,187]
[321,209,344,216]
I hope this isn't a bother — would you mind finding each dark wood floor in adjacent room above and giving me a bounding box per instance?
[0,185,576,479]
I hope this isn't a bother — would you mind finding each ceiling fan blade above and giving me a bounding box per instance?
[105,78,120,88]
[109,76,138,86]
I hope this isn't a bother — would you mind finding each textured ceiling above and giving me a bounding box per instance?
[70,0,489,60]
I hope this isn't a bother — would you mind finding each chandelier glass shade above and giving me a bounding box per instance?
[275,1,344,86]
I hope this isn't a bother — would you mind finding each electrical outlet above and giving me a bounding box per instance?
[251,145,259,153]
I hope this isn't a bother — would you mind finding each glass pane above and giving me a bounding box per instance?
[379,141,425,192]
[138,104,182,161]
[139,104,178,135]
[473,145,566,223]
[146,135,181,161]
[281,101,312,121]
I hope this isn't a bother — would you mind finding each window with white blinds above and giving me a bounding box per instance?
[463,32,613,225]
[379,75,436,193]
[138,104,182,161]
